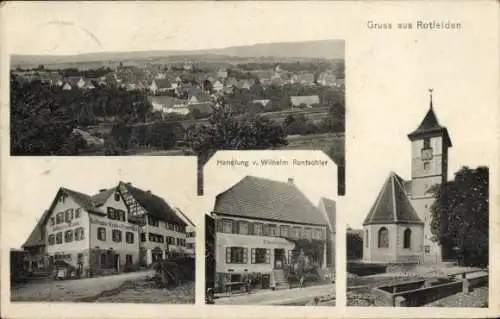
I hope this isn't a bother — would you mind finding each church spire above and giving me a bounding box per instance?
[429,88,433,109]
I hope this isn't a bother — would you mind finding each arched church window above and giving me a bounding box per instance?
[378,227,389,248]
[403,229,412,249]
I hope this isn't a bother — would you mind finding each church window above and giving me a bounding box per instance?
[423,138,431,149]
[378,227,389,248]
[403,229,412,249]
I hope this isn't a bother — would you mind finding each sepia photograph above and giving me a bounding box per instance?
[6,157,198,304]
[345,91,489,308]
[203,151,336,306]
[7,3,346,195]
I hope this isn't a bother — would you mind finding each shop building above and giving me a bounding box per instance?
[21,181,190,277]
[211,176,334,291]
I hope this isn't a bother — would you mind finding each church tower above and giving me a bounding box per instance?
[407,90,452,263]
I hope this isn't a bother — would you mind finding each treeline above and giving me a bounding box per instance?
[236,60,344,76]
[10,75,151,155]
[14,65,114,78]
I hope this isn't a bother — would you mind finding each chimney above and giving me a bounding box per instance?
[287,178,294,184]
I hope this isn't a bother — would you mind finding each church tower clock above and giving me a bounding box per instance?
[407,90,452,263]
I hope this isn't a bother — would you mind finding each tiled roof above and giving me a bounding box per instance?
[408,105,452,147]
[120,182,186,226]
[213,176,328,226]
[91,188,116,206]
[152,79,172,89]
[362,172,424,226]
[22,209,51,248]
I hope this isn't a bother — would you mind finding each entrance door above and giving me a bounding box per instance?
[274,249,285,269]
[113,254,120,271]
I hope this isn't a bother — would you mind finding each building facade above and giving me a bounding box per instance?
[22,182,191,277]
[362,95,452,264]
[211,176,333,292]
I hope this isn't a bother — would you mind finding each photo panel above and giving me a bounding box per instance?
[2,157,199,311]
[203,150,337,306]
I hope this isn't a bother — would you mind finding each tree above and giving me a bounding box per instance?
[429,166,489,267]
[346,232,363,260]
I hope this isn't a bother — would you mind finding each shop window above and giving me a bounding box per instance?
[239,221,248,235]
[226,247,247,264]
[280,225,289,237]
[56,212,64,224]
[403,229,412,249]
[378,227,389,248]
[112,230,122,242]
[64,209,74,223]
[48,234,55,245]
[222,219,232,233]
[251,248,270,264]
[75,208,82,218]
[97,227,106,241]
[74,227,85,241]
[126,232,134,244]
[64,230,73,243]
[253,223,263,236]
[56,232,62,244]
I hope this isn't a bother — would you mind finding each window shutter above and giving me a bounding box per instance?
[243,248,248,264]
[226,247,231,263]
[266,249,271,264]
[251,249,256,264]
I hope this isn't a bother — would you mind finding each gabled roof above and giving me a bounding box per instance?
[362,172,424,226]
[408,104,452,147]
[213,176,328,226]
[119,182,186,226]
[91,188,116,206]
[22,209,51,248]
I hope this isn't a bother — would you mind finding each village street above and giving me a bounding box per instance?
[215,283,335,305]
[11,270,155,302]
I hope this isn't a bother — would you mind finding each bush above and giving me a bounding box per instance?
[153,256,195,288]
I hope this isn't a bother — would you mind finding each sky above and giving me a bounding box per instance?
[2,157,198,248]
[1,2,498,241]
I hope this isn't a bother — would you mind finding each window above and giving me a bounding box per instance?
[313,229,322,240]
[365,230,369,248]
[222,219,232,233]
[267,224,278,237]
[64,209,74,223]
[56,212,64,224]
[423,162,430,170]
[140,233,146,242]
[48,234,55,245]
[253,223,263,236]
[97,227,106,241]
[126,232,134,244]
[126,254,133,265]
[424,245,430,253]
[303,228,312,240]
[148,216,159,227]
[292,227,301,239]
[112,230,122,242]
[74,227,85,241]
[59,194,67,203]
[378,227,389,248]
[56,232,62,244]
[239,221,248,235]
[226,247,248,264]
[107,207,117,220]
[423,138,430,149]
[251,248,270,264]
[280,225,289,237]
[64,230,73,243]
[403,229,412,249]
[114,193,121,201]
[100,253,107,265]
[75,208,82,218]
[50,217,55,226]
[167,236,174,245]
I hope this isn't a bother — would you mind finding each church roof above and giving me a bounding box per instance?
[362,172,424,226]
[408,102,452,147]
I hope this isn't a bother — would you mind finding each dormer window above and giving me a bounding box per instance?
[114,193,120,202]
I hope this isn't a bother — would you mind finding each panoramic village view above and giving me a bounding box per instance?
[10,179,197,303]
[345,95,489,308]
[10,40,346,194]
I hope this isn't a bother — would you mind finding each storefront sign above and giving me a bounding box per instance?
[263,239,293,246]
[51,221,81,232]
[89,217,138,232]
